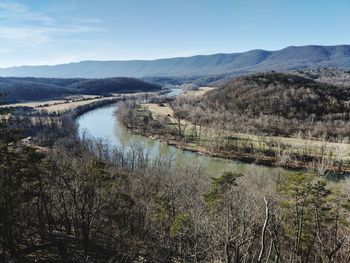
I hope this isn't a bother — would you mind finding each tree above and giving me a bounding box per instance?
[278,173,346,262]
[173,109,189,141]
[0,98,46,261]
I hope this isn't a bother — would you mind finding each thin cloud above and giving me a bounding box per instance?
[71,18,104,24]
[0,26,51,44]
[0,2,26,12]
[0,2,54,24]
[0,24,106,45]
[0,1,106,46]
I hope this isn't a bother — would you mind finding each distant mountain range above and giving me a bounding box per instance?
[1,45,350,78]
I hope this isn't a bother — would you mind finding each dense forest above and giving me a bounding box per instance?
[171,72,350,140]
[295,68,350,88]
[1,93,350,262]
[0,77,161,102]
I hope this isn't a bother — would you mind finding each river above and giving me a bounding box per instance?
[76,93,287,176]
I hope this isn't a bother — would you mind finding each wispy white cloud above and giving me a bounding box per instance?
[0,1,113,67]
[0,2,26,12]
[0,2,54,24]
[0,24,106,45]
[0,1,106,46]
[0,26,51,44]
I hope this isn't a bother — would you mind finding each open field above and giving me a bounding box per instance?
[39,97,117,113]
[1,91,163,116]
[182,87,216,97]
[1,99,68,108]
[142,86,216,120]
[142,103,174,118]
[1,95,118,114]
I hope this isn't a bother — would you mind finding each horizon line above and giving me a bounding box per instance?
[1,43,350,69]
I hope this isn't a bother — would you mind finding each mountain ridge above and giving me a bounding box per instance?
[0,77,161,102]
[1,45,350,78]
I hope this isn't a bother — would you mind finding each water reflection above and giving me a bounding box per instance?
[77,103,285,176]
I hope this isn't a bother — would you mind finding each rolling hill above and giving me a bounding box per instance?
[205,72,350,120]
[0,45,350,78]
[0,77,161,102]
[173,72,350,139]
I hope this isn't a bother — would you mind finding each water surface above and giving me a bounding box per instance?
[77,104,286,176]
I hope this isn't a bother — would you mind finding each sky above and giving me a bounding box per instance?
[0,0,349,67]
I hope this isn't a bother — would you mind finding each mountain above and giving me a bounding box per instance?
[1,45,350,78]
[0,77,161,102]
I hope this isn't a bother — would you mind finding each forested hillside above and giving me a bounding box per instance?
[0,77,161,102]
[206,73,350,120]
[295,68,350,87]
[171,72,350,140]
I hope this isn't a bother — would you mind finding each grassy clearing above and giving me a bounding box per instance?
[39,97,116,113]
[1,95,118,114]
[142,103,174,118]
[181,87,216,97]
[1,99,67,108]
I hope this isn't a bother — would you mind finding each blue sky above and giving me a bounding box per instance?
[0,0,349,67]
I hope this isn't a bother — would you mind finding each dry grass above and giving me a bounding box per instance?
[182,87,216,97]
[1,95,117,114]
[39,97,116,113]
[215,131,350,161]
[0,95,99,109]
[141,86,215,122]
[142,103,174,119]
[1,92,160,112]
[64,94,98,100]
[1,100,67,108]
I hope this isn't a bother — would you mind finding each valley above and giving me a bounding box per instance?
[116,87,350,173]
[2,0,350,261]
[1,49,350,263]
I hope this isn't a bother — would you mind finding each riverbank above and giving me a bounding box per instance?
[122,102,350,174]
[127,126,326,172]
